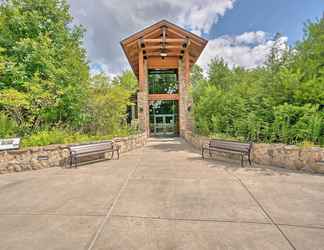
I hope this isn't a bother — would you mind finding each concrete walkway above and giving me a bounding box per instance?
[0,138,323,250]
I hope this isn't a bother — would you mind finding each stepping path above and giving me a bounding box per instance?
[0,138,323,249]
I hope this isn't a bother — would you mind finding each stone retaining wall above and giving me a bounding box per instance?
[183,131,324,174]
[0,133,147,174]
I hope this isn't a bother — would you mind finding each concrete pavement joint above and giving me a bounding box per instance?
[276,223,324,230]
[0,212,105,217]
[112,214,324,230]
[86,147,144,250]
[1,211,322,232]
[112,214,272,225]
[231,173,296,250]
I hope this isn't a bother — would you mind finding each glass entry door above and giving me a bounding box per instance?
[153,114,176,136]
[149,100,179,137]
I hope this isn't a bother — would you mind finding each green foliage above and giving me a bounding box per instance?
[21,129,70,147]
[208,58,233,90]
[0,112,18,138]
[0,0,89,132]
[112,70,138,92]
[192,17,324,146]
[21,126,135,147]
[21,128,129,148]
[190,64,204,86]
[272,104,322,144]
[83,72,135,135]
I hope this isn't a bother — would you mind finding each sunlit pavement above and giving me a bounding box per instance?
[0,138,323,250]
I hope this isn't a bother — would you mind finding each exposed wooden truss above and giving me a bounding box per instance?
[121,20,208,78]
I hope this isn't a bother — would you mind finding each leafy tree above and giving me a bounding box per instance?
[190,64,204,86]
[0,0,89,133]
[208,58,233,90]
[84,73,134,135]
[112,70,138,93]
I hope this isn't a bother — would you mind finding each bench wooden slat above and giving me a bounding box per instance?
[70,142,113,151]
[202,139,252,166]
[68,141,119,168]
[209,141,250,151]
[207,145,249,153]
[209,141,249,147]
[71,145,112,154]
[209,141,250,148]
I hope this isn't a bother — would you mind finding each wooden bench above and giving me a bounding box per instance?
[68,141,120,168]
[202,139,252,166]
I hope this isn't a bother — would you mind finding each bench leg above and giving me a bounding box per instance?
[69,155,73,168]
[202,148,204,159]
[70,155,77,168]
[209,149,212,158]
[248,155,252,167]
[75,156,78,168]
[241,153,244,167]
[110,150,114,160]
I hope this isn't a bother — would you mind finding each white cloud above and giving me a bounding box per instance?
[68,0,235,75]
[176,0,235,36]
[197,32,288,72]
[235,31,267,44]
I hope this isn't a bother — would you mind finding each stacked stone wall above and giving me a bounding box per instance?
[183,131,324,174]
[0,133,147,174]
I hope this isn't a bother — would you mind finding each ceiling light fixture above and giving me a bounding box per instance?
[160,48,167,57]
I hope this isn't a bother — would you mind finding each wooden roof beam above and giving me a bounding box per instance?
[144,45,183,50]
[145,52,187,57]
[143,38,186,43]
[127,47,186,60]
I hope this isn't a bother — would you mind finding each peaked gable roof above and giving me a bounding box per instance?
[121,20,208,78]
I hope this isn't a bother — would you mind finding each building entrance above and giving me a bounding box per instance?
[149,100,179,137]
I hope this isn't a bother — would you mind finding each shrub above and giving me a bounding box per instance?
[0,113,18,138]
[20,127,133,148]
[272,104,323,144]
[21,129,69,147]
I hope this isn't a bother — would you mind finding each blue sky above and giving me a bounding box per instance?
[208,0,323,45]
[69,0,323,75]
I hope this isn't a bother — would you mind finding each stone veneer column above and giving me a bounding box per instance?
[178,59,187,137]
[179,49,194,137]
[137,59,149,135]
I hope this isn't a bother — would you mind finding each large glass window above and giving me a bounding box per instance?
[148,69,178,94]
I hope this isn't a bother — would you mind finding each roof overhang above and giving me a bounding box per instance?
[120,20,208,78]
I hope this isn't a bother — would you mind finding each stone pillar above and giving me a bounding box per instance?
[143,59,149,135]
[178,50,192,137]
[137,56,149,135]
[184,49,193,132]
[178,58,187,137]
